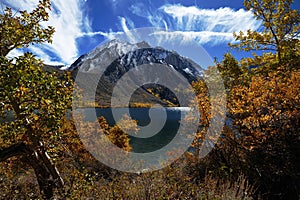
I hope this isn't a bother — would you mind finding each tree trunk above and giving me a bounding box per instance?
[0,142,64,199]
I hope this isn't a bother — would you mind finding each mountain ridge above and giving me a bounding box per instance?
[52,40,204,107]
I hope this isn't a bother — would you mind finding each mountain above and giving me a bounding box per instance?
[67,40,204,107]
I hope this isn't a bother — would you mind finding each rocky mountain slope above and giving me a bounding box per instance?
[66,40,204,107]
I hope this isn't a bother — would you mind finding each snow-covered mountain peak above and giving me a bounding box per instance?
[69,40,152,72]
[68,39,203,82]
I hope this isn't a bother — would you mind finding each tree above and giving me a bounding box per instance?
[0,0,54,57]
[224,68,300,198]
[230,0,300,63]
[216,53,250,91]
[0,1,72,198]
[192,1,300,198]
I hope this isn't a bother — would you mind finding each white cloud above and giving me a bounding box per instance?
[119,17,136,43]
[130,3,169,30]
[6,49,24,59]
[29,46,64,66]
[151,31,234,45]
[3,0,90,65]
[2,0,37,12]
[130,4,261,46]
[160,5,260,33]
[45,0,91,64]
[130,3,150,18]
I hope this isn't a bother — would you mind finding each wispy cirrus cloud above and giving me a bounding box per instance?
[3,0,90,65]
[151,31,233,46]
[129,4,261,45]
[81,16,136,43]
[160,5,260,33]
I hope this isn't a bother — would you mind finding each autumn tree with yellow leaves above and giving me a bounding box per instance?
[203,0,300,199]
[0,1,72,198]
[230,0,300,64]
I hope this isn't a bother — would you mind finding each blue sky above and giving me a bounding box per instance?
[3,0,300,66]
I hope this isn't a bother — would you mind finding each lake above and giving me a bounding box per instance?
[1,107,195,154]
[78,107,193,153]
